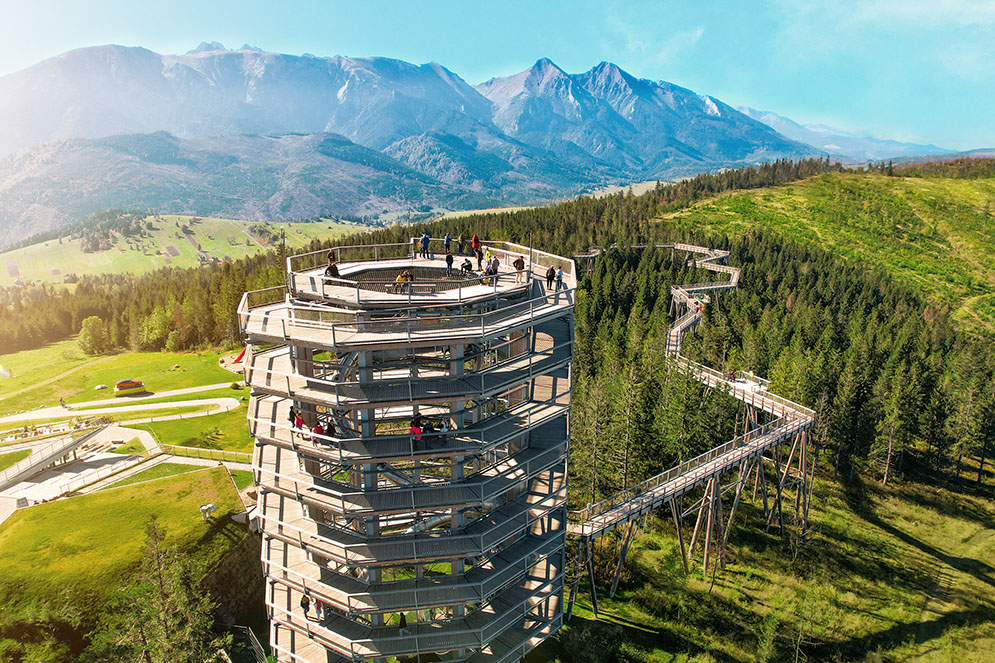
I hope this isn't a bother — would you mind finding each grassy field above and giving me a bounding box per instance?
[0,215,362,287]
[546,471,995,663]
[0,467,246,659]
[108,437,146,457]
[661,173,995,334]
[132,401,252,452]
[0,403,220,432]
[104,461,204,488]
[229,469,254,491]
[78,385,246,410]
[0,344,236,416]
[0,448,30,471]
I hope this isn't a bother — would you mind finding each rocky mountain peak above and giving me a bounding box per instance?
[188,41,227,54]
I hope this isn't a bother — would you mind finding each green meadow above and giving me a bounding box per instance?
[0,215,361,287]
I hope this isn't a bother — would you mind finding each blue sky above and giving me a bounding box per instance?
[2,0,993,150]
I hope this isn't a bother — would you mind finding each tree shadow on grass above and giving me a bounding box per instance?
[843,476,995,590]
[188,511,247,562]
[727,501,937,601]
[807,603,995,661]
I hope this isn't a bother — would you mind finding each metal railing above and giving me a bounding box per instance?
[247,395,569,465]
[263,570,562,660]
[254,437,567,517]
[239,285,575,346]
[0,426,103,487]
[283,240,577,305]
[261,529,563,616]
[288,242,413,274]
[244,339,572,409]
[57,454,150,496]
[568,416,805,530]
[256,484,566,566]
[162,444,252,464]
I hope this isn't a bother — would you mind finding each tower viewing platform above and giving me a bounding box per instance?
[239,238,576,663]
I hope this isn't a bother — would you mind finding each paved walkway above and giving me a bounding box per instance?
[0,395,241,425]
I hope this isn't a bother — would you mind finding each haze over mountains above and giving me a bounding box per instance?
[737,107,948,161]
[0,42,954,245]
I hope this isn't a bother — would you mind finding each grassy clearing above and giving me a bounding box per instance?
[0,339,96,402]
[661,173,995,334]
[548,471,995,663]
[0,346,236,416]
[132,401,252,452]
[0,215,361,287]
[0,448,30,471]
[109,437,147,457]
[0,466,243,600]
[229,469,255,492]
[104,461,203,488]
[0,467,245,659]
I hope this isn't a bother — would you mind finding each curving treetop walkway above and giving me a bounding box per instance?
[567,243,815,540]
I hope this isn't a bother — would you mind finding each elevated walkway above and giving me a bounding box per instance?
[239,287,573,352]
[568,243,814,540]
[265,562,561,661]
[0,426,104,490]
[257,468,566,568]
[248,393,569,465]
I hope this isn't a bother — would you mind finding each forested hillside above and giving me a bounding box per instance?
[1,158,992,485]
[662,168,995,333]
[2,158,995,661]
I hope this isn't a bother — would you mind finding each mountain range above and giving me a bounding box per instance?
[737,107,948,161]
[0,42,953,246]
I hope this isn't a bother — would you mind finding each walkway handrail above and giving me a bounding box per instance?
[570,242,815,538]
[0,425,103,485]
[244,338,573,409]
[570,416,787,523]
[247,394,569,465]
[288,242,413,275]
[162,444,252,464]
[238,286,576,343]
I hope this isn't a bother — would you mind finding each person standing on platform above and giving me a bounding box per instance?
[513,255,526,284]
[324,257,340,279]
[419,232,431,259]
[445,251,454,277]
[546,265,556,290]
[398,612,411,636]
[457,233,465,255]
[300,593,311,619]
[444,232,452,253]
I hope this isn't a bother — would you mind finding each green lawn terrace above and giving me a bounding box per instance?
[0,215,361,287]
[0,466,249,659]
[0,343,237,418]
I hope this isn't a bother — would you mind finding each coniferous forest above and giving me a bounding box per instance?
[2,157,993,491]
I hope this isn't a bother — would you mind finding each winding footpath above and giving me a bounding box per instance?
[568,243,815,539]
